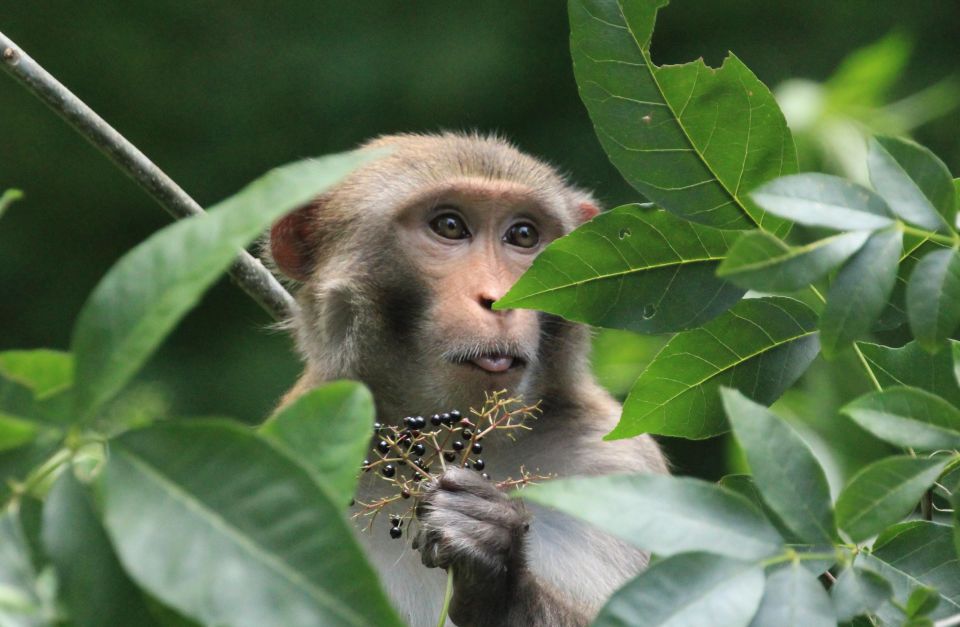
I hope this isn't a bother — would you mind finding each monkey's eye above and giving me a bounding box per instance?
[504,222,540,249]
[429,213,470,240]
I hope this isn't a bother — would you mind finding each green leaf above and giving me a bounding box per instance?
[42,469,157,627]
[748,561,836,627]
[718,230,869,293]
[0,414,39,453]
[857,340,960,407]
[907,247,960,352]
[825,32,911,109]
[0,189,23,219]
[614,296,819,440]
[569,0,796,233]
[0,504,52,627]
[0,351,73,400]
[495,205,744,333]
[98,421,402,627]
[831,566,893,623]
[72,151,378,420]
[722,388,838,545]
[906,586,940,618]
[750,173,895,231]
[835,456,949,543]
[522,473,783,561]
[860,521,960,623]
[259,381,374,507]
[820,228,902,357]
[868,136,956,232]
[877,237,948,332]
[593,552,765,627]
[840,386,960,451]
[718,474,803,544]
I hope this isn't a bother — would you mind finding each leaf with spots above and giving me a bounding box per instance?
[610,296,820,440]
[495,205,744,333]
[569,0,797,233]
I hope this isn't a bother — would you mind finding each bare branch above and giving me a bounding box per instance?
[0,31,298,321]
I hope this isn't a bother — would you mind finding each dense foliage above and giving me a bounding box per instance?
[1,1,959,626]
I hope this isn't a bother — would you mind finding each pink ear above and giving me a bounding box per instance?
[577,201,600,223]
[270,204,317,281]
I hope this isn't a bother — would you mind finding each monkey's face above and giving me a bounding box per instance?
[389,180,565,405]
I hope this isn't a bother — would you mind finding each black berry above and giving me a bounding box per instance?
[403,416,415,427]
[443,452,456,462]
[390,515,402,527]
[362,459,372,472]
[413,416,426,429]
[430,414,443,426]
[401,489,411,499]
[382,464,396,478]
[373,422,383,432]
[481,473,490,480]
[462,429,473,439]
[412,443,426,456]
[389,526,402,539]
[377,440,390,454]
[452,440,464,451]
[471,442,483,454]
[449,410,461,420]
[472,459,485,471]
[440,412,452,424]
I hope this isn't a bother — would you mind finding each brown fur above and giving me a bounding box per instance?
[267,132,666,626]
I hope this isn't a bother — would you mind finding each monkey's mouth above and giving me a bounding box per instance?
[468,354,525,374]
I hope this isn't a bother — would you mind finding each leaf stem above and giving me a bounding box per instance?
[437,568,454,627]
[898,223,959,247]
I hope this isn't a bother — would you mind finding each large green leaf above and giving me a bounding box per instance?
[819,228,902,357]
[747,562,836,627]
[0,505,52,627]
[259,381,374,507]
[831,566,893,623]
[835,456,949,543]
[750,173,895,231]
[876,237,947,332]
[593,552,765,627]
[613,296,819,440]
[0,351,73,401]
[840,386,960,451]
[857,340,960,406]
[591,329,668,398]
[42,469,157,627]
[722,388,838,546]
[907,247,960,352]
[495,205,744,332]
[860,521,960,623]
[98,421,402,627]
[522,473,783,561]
[868,136,956,232]
[717,230,869,293]
[0,189,22,219]
[569,0,796,233]
[72,151,377,420]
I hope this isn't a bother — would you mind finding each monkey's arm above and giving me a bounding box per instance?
[414,468,590,627]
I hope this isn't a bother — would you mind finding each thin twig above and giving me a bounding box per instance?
[0,31,297,321]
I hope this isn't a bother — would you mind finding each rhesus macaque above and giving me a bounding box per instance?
[268,133,667,626]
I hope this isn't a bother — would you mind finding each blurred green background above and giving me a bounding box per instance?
[2,1,959,479]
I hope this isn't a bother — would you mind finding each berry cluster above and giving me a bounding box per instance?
[353,390,546,540]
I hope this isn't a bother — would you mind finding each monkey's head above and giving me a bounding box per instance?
[268,133,600,419]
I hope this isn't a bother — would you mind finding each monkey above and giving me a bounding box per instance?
[267,132,667,626]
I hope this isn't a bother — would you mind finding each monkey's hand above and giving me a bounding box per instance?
[414,468,589,627]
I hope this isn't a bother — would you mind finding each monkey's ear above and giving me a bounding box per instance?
[270,204,318,281]
[577,201,600,222]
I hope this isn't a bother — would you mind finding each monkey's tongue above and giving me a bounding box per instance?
[471,355,514,373]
